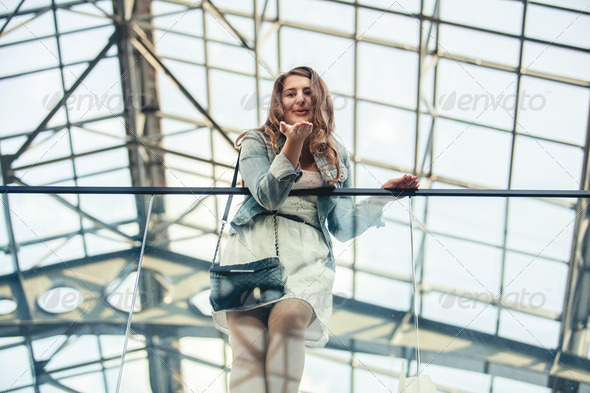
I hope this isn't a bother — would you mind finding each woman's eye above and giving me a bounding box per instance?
[285,92,295,97]
[304,91,311,96]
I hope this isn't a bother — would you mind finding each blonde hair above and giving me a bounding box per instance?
[236,66,341,185]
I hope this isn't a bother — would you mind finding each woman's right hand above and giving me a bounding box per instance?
[280,121,313,142]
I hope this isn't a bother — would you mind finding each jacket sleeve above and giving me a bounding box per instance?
[326,151,389,242]
[239,130,303,211]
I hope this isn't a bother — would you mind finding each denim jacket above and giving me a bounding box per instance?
[230,130,387,270]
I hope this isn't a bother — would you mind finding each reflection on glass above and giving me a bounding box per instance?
[0,298,17,315]
[37,286,84,314]
[0,190,587,392]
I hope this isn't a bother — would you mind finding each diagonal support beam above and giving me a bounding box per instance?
[205,0,252,49]
[129,23,235,149]
[16,179,139,244]
[5,31,118,170]
[0,0,26,35]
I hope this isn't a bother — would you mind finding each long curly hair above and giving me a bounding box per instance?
[236,66,341,185]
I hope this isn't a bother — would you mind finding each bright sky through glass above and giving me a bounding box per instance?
[0,0,589,392]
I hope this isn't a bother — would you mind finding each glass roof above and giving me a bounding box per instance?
[0,0,589,392]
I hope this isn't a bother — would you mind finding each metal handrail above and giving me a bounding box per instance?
[1,186,590,198]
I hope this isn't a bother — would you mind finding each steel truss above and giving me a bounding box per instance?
[0,0,589,392]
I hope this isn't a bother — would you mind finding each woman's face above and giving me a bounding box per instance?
[280,75,313,125]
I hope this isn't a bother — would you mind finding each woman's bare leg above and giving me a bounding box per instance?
[226,308,270,392]
[266,299,315,393]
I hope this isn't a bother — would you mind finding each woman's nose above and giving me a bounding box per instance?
[296,91,305,104]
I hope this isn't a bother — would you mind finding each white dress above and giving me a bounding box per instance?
[211,170,334,347]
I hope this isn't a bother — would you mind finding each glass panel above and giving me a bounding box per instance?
[0,38,59,78]
[213,0,253,14]
[493,376,552,393]
[432,118,512,189]
[280,28,355,96]
[506,197,575,261]
[0,10,55,45]
[525,4,590,49]
[523,41,590,82]
[353,368,397,392]
[123,194,221,390]
[152,0,190,16]
[205,13,253,45]
[423,290,499,334]
[440,0,524,35]
[302,350,352,392]
[209,69,258,130]
[151,7,203,37]
[516,76,589,146]
[359,0,421,14]
[158,68,207,121]
[423,363,492,393]
[427,194,506,246]
[55,4,111,33]
[357,43,419,109]
[358,7,419,47]
[108,352,151,392]
[498,308,561,348]
[74,148,130,179]
[438,24,521,67]
[256,0,278,18]
[0,192,151,393]
[0,68,62,137]
[281,0,355,35]
[511,135,584,190]
[2,1,589,389]
[207,41,255,74]
[533,0,590,12]
[162,124,211,160]
[58,26,115,65]
[0,344,34,391]
[11,128,72,167]
[161,60,208,106]
[356,220,412,277]
[257,22,279,77]
[63,57,123,124]
[70,119,127,155]
[356,100,416,169]
[333,95,354,150]
[1,190,586,391]
[424,232,503,294]
[355,271,412,310]
[436,58,517,130]
[503,252,567,315]
[156,32,205,64]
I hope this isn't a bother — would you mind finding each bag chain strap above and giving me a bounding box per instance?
[211,149,279,267]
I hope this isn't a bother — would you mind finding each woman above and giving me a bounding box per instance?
[211,66,419,392]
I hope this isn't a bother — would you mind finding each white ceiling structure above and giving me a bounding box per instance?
[0,0,589,392]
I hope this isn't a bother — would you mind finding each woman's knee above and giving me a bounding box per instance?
[268,300,315,334]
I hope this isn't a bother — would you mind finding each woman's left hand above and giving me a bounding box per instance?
[368,175,420,207]
[382,174,420,190]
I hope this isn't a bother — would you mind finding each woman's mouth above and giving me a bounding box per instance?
[293,108,308,115]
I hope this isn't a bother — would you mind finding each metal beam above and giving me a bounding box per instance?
[5,32,118,170]
[14,180,139,244]
[205,0,251,49]
[1,185,590,198]
[129,23,236,149]
[0,0,26,35]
